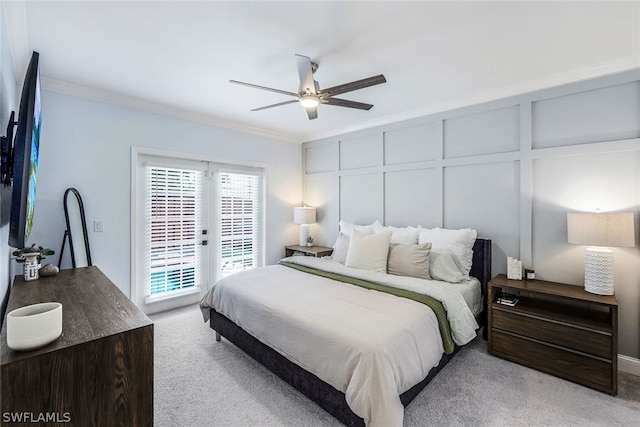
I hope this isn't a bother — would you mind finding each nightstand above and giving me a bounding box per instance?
[285,245,333,258]
[488,274,618,395]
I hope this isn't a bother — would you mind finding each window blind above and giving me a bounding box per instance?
[145,166,203,297]
[218,171,262,278]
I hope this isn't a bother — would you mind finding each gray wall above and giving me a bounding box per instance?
[22,90,301,299]
[302,70,640,360]
[0,4,18,319]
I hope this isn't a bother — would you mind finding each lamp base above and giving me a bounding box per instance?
[299,224,310,247]
[584,247,614,295]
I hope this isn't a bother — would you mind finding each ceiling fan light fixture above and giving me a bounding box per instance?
[300,95,320,108]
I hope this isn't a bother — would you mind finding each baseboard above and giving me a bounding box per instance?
[618,354,640,376]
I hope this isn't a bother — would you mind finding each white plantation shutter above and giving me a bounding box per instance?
[133,150,265,314]
[218,170,262,278]
[145,166,203,299]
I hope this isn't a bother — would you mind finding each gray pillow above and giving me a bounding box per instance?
[387,243,432,279]
[429,248,466,283]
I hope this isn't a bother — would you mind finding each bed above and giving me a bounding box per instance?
[201,237,491,427]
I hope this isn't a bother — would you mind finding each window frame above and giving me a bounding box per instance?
[131,147,267,314]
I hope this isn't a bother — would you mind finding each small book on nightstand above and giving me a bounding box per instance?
[497,293,519,306]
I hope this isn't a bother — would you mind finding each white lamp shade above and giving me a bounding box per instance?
[294,207,316,225]
[567,212,635,248]
[567,211,635,295]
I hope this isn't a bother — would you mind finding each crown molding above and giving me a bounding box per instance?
[301,55,640,142]
[41,77,301,144]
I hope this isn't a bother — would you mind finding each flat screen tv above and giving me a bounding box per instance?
[9,51,41,249]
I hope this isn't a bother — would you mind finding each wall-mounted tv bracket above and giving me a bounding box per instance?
[1,111,17,186]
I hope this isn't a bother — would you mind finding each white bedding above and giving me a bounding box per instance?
[457,275,483,317]
[200,257,480,427]
[282,256,480,345]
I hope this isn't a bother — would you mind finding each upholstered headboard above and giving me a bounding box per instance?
[469,238,491,338]
[470,238,492,296]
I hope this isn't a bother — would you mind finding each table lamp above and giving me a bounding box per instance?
[567,211,635,295]
[294,206,316,246]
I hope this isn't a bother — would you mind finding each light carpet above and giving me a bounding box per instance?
[152,305,640,426]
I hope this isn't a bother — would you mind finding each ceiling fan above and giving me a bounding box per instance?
[230,54,386,120]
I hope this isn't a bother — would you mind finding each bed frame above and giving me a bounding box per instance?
[208,238,492,426]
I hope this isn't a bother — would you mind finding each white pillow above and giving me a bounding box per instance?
[373,223,421,244]
[387,242,431,279]
[429,248,466,283]
[345,230,392,273]
[418,227,477,278]
[339,220,380,237]
[331,232,350,264]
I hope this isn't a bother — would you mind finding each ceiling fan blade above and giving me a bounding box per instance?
[229,80,298,97]
[319,74,386,97]
[251,99,299,111]
[295,54,317,95]
[324,97,374,111]
[305,106,318,120]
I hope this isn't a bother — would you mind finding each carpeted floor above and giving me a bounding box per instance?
[152,305,640,426]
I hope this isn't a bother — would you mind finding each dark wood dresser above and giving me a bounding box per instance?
[1,266,153,426]
[488,274,617,395]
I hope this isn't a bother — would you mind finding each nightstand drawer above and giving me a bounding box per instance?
[492,307,612,359]
[492,330,613,393]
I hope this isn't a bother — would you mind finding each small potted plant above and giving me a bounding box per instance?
[13,244,55,281]
[306,236,314,247]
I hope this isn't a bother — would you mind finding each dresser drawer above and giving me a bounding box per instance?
[492,306,612,359]
[492,329,613,393]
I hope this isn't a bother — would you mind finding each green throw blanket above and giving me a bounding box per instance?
[280,261,456,354]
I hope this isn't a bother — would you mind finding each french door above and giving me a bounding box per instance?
[132,151,264,314]
[217,169,263,278]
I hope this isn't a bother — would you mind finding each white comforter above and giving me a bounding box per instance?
[200,257,479,427]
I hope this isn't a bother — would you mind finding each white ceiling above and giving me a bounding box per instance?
[4,1,640,143]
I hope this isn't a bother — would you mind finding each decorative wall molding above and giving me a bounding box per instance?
[303,69,640,361]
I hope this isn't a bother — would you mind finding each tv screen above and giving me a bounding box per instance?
[9,51,41,249]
